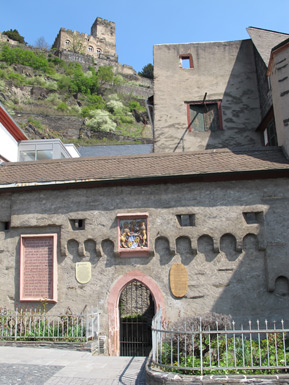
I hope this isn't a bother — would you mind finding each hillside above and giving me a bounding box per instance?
[0,43,153,146]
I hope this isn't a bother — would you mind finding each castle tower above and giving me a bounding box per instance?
[91,17,116,53]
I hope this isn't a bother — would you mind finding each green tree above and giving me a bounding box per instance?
[2,29,25,44]
[138,63,153,79]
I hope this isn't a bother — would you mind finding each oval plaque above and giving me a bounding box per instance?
[76,262,91,284]
[170,263,188,298]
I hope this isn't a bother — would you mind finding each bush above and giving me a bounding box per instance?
[85,109,116,132]
[0,45,51,73]
[56,102,69,112]
[2,29,25,44]
[169,313,232,357]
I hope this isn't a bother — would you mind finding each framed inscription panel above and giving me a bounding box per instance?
[20,234,57,302]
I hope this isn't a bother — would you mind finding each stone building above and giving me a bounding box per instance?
[153,27,289,152]
[52,17,117,62]
[1,27,289,357]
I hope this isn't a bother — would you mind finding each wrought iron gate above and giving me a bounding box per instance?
[119,280,155,356]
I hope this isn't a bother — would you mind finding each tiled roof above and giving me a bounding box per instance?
[0,147,289,189]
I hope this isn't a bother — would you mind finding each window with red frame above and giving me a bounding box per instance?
[179,54,193,69]
[186,101,223,132]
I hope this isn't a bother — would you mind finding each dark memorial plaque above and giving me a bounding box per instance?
[170,263,188,298]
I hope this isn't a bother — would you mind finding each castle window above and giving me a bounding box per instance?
[176,214,195,227]
[88,46,93,52]
[65,40,70,46]
[96,48,102,54]
[69,219,85,230]
[186,100,223,132]
[179,54,193,69]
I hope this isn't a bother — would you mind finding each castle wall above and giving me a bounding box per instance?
[153,40,262,152]
[1,177,289,352]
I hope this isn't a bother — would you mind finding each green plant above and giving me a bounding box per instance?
[85,109,116,132]
[138,63,153,79]
[2,29,25,44]
[56,101,69,112]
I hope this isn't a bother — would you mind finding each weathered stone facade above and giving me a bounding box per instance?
[1,164,289,353]
[154,40,262,152]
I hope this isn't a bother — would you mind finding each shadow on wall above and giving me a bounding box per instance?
[181,40,263,151]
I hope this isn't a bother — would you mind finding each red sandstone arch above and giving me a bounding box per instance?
[107,270,165,356]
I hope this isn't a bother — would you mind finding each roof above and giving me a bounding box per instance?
[0,147,288,190]
[78,144,153,157]
[0,103,27,141]
[247,27,289,66]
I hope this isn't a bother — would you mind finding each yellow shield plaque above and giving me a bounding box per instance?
[76,262,91,284]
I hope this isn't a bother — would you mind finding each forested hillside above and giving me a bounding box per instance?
[0,44,153,146]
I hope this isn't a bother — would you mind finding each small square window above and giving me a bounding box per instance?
[176,214,195,227]
[0,221,10,231]
[186,100,223,132]
[70,219,85,230]
[243,212,263,225]
[179,54,193,69]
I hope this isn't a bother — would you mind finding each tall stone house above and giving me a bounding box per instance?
[1,27,289,356]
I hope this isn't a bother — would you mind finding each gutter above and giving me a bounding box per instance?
[1,168,289,192]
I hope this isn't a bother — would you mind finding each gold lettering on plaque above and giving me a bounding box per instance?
[170,263,188,298]
[76,262,91,284]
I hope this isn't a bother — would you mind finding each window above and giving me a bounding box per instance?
[243,212,263,225]
[179,54,193,69]
[96,48,102,54]
[69,219,85,230]
[20,234,57,302]
[176,214,195,227]
[186,100,223,132]
[65,40,70,46]
[264,119,277,146]
[19,150,53,161]
[0,221,10,231]
[88,45,93,52]
[117,213,149,257]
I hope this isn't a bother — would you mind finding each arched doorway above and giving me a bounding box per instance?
[107,270,165,356]
[119,280,155,356]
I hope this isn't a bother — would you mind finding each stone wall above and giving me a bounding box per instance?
[153,40,262,152]
[1,177,289,353]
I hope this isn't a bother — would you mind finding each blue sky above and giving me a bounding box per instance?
[1,0,289,73]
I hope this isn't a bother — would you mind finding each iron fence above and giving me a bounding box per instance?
[0,307,100,342]
[152,310,289,374]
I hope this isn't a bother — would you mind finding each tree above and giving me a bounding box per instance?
[138,63,153,79]
[2,29,25,44]
[35,37,50,50]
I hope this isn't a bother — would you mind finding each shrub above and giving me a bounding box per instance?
[56,102,69,112]
[2,29,25,44]
[85,109,116,132]
[0,45,51,73]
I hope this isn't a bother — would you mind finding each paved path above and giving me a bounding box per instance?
[0,347,147,384]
